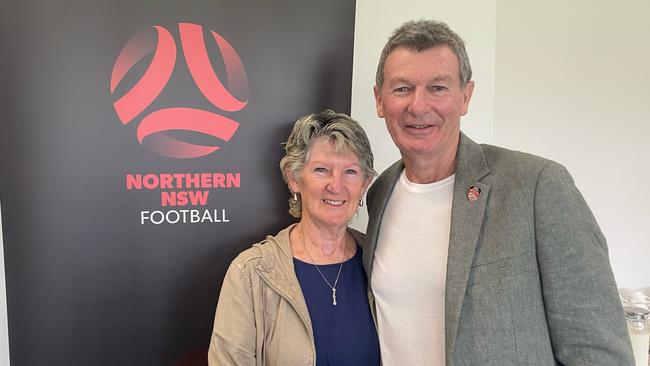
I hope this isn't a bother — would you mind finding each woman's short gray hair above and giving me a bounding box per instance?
[280,109,376,218]
[376,19,472,88]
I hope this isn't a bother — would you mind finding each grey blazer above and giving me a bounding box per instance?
[364,133,634,366]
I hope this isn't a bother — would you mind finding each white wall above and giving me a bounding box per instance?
[351,0,650,290]
[494,0,650,290]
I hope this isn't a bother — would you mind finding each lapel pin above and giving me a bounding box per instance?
[467,186,481,202]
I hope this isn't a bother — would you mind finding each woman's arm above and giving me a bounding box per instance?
[208,261,257,366]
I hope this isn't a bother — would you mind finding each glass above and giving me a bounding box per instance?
[625,306,650,366]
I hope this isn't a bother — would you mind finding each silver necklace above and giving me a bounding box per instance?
[302,234,345,306]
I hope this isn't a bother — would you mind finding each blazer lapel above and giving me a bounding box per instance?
[445,133,490,362]
[363,160,404,280]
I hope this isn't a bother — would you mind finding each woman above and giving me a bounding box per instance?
[208,110,380,365]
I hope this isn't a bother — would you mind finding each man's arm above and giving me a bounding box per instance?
[534,162,634,365]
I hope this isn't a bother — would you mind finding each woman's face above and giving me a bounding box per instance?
[288,137,372,230]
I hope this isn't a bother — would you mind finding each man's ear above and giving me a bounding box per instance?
[373,85,385,118]
[460,80,474,116]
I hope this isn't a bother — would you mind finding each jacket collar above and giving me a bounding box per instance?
[254,223,367,337]
[444,132,490,361]
[363,160,403,277]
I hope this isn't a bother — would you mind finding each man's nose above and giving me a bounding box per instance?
[407,88,429,115]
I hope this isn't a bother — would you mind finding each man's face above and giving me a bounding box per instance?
[374,45,474,162]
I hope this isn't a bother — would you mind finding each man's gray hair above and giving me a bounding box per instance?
[280,109,376,218]
[375,19,472,88]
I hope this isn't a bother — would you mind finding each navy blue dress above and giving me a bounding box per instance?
[294,246,380,366]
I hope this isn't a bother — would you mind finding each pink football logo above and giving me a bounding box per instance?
[110,23,249,158]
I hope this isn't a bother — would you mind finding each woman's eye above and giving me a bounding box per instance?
[314,167,327,173]
[345,169,358,175]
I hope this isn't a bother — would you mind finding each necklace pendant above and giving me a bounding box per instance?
[332,288,337,306]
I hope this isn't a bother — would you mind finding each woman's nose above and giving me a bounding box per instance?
[326,174,342,193]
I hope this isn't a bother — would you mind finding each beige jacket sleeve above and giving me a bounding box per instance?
[208,261,256,366]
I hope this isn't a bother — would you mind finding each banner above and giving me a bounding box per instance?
[0,0,355,364]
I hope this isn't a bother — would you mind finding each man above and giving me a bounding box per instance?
[364,19,634,366]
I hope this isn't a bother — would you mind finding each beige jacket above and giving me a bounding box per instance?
[208,224,364,366]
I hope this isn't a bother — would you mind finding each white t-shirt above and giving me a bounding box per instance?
[371,171,454,366]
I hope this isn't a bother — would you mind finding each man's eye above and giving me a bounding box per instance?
[394,86,410,93]
[432,85,447,92]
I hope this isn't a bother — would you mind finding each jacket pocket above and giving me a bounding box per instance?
[467,251,534,287]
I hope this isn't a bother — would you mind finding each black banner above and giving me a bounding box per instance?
[0,0,355,364]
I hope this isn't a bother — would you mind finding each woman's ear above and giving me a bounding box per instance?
[361,176,373,196]
[285,169,300,194]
